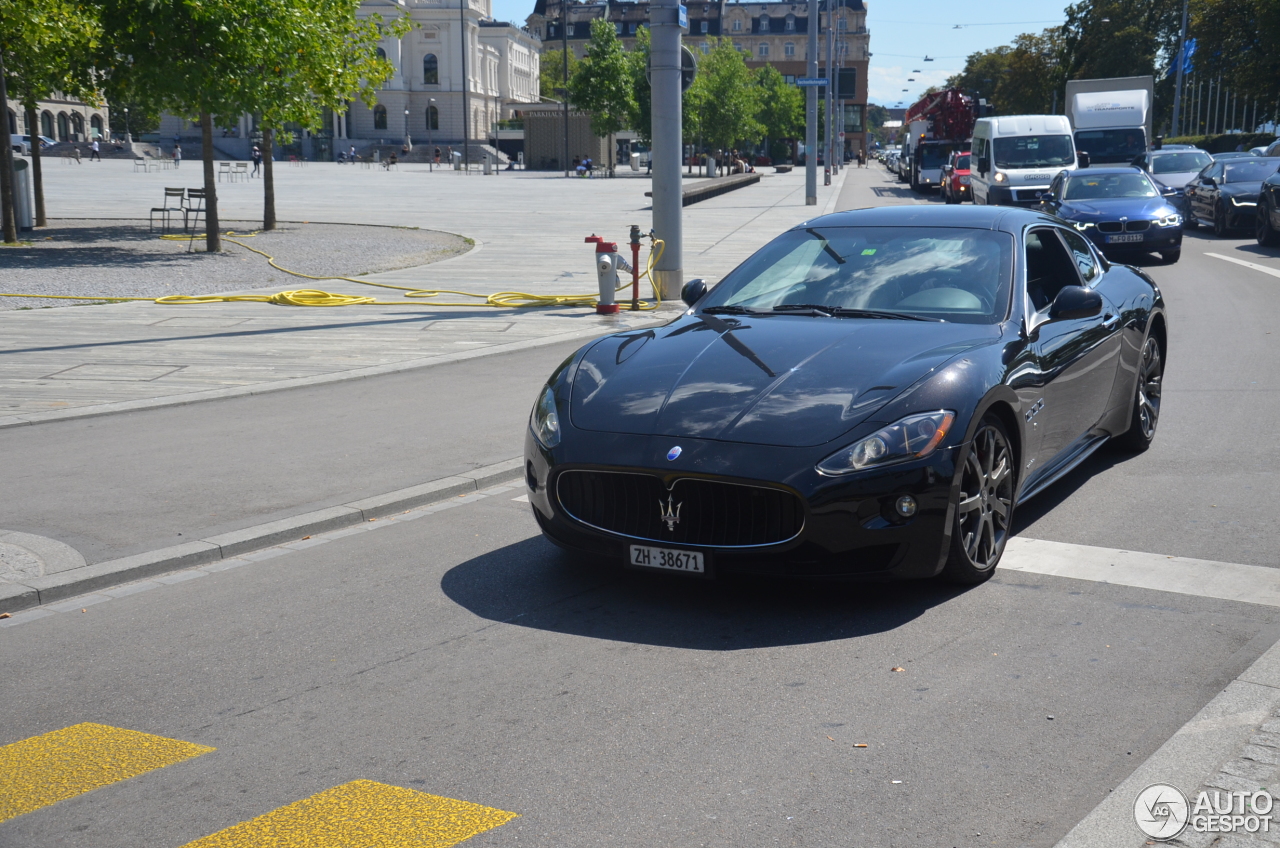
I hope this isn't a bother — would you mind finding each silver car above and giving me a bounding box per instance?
[1132,148,1214,219]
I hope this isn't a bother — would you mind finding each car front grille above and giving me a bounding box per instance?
[555,470,805,548]
[1098,221,1123,233]
[1126,220,1151,232]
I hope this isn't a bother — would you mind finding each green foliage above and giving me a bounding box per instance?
[1165,132,1277,151]
[0,0,101,108]
[568,18,635,140]
[948,30,1063,115]
[687,38,762,152]
[627,26,652,145]
[1189,0,1280,112]
[755,64,802,144]
[540,48,580,100]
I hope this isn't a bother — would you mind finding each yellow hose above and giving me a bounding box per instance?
[0,230,666,310]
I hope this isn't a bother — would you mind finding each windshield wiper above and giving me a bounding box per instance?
[703,303,836,317]
[830,308,942,321]
[701,305,764,315]
[767,303,839,315]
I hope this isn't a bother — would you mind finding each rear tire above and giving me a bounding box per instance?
[1114,335,1163,453]
[941,415,1016,585]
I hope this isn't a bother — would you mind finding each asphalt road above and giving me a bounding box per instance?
[5,488,1279,848]
[6,166,1280,848]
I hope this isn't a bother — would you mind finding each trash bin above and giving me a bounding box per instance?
[483,150,493,176]
[452,150,463,171]
[630,152,640,171]
[11,157,34,230]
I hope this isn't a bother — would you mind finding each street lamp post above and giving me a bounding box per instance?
[404,108,411,151]
[428,97,436,171]
[124,108,131,144]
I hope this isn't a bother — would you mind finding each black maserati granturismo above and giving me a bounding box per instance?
[524,206,1167,584]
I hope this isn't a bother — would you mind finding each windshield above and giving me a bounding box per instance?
[1151,151,1212,174]
[919,143,956,169]
[1223,160,1280,182]
[699,227,1014,325]
[993,135,1074,169]
[1063,173,1158,200]
[955,155,971,170]
[1074,128,1148,164]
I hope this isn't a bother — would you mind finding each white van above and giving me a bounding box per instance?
[970,115,1080,206]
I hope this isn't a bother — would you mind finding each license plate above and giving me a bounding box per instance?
[629,544,704,574]
[1106,233,1145,243]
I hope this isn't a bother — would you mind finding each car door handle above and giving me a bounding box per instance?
[1102,313,1119,328]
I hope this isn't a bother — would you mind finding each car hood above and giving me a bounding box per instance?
[1151,171,1201,188]
[570,315,998,447]
[1060,197,1177,219]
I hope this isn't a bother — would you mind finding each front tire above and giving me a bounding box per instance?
[941,416,1016,585]
[1114,335,1163,453]
[1213,201,1231,237]
[1257,200,1280,246]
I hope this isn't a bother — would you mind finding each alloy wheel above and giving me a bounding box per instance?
[1135,336,1163,440]
[1214,202,1229,236]
[956,424,1014,571]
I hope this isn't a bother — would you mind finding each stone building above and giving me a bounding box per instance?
[157,0,541,159]
[525,0,870,157]
[6,95,110,143]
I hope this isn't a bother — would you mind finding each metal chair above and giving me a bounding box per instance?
[233,162,249,181]
[217,161,232,182]
[183,189,207,252]
[149,187,186,233]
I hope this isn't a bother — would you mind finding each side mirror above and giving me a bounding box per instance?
[1048,286,1103,321]
[1077,151,1091,169]
[1161,185,1177,197]
[681,278,707,307]
[977,156,990,174]
[1037,191,1054,202]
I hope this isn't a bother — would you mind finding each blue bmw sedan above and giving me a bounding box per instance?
[1038,167,1184,263]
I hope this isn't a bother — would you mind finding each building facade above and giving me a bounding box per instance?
[6,95,110,143]
[525,0,870,157]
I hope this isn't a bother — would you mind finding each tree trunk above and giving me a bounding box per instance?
[201,112,220,252]
[26,105,45,227]
[262,128,276,231]
[0,50,18,244]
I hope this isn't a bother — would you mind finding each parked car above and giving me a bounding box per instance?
[940,150,972,204]
[1256,167,1280,245]
[1252,146,1271,156]
[1212,151,1258,161]
[526,205,1167,585]
[1262,140,1280,157]
[1186,157,1280,236]
[1131,148,1214,221]
[9,134,56,155]
[1039,167,1183,263]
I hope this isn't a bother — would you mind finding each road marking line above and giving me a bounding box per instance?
[1206,252,1280,279]
[511,494,529,502]
[1002,537,1280,606]
[181,779,518,848]
[0,723,214,823]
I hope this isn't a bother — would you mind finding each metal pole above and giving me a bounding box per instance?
[428,98,435,171]
[833,2,842,170]
[825,6,834,182]
[805,0,818,205]
[1196,80,1203,134]
[562,2,570,177]
[461,0,470,174]
[649,0,684,299]
[1171,0,1189,138]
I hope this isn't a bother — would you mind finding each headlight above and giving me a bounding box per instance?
[530,385,561,449]
[1156,214,1182,227]
[1073,221,1096,231]
[1230,197,1258,207]
[959,175,971,185]
[993,172,1007,183]
[817,411,956,476]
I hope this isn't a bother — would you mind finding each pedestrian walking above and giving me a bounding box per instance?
[433,146,441,165]
[173,143,181,169]
[446,145,453,167]
[73,146,82,163]
[251,145,262,176]
[857,149,866,168]
[89,139,101,161]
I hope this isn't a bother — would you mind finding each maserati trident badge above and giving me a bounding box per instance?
[667,446,682,461]
[659,494,682,531]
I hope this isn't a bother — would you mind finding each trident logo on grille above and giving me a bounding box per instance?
[659,494,682,531]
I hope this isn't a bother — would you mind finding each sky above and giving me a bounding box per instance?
[489,0,1074,108]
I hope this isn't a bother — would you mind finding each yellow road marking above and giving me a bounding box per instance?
[0,722,214,823]
[182,779,518,848]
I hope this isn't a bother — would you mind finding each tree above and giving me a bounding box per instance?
[568,18,636,171]
[1189,0,1280,122]
[627,25,653,144]
[0,0,101,240]
[540,48,579,100]
[246,0,404,230]
[688,39,762,156]
[755,64,802,161]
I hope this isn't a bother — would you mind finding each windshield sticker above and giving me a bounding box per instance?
[861,249,877,255]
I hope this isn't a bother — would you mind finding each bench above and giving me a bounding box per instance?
[774,164,793,174]
[644,172,761,207]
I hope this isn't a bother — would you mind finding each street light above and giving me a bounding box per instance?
[123,107,131,144]
[428,97,436,171]
[404,107,412,151]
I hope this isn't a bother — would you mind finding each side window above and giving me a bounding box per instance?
[1024,229,1083,312]
[1049,174,1063,199]
[1059,229,1099,284]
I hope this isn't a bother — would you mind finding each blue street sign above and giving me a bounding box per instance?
[796,77,828,87]
[678,4,687,28]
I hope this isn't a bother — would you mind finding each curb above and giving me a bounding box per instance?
[0,457,525,615]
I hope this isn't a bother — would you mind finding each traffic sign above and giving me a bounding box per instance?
[646,45,698,92]
[796,77,827,87]
[678,4,688,28]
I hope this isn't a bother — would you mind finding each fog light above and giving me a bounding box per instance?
[895,495,918,517]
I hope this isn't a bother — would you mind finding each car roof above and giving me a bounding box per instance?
[1066,166,1145,177]
[800,205,1057,233]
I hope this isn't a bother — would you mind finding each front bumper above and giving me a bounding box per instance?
[986,184,1049,207]
[1081,225,1183,254]
[524,428,961,580]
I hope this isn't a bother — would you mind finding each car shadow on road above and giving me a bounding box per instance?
[441,535,969,650]
[1011,445,1134,535]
